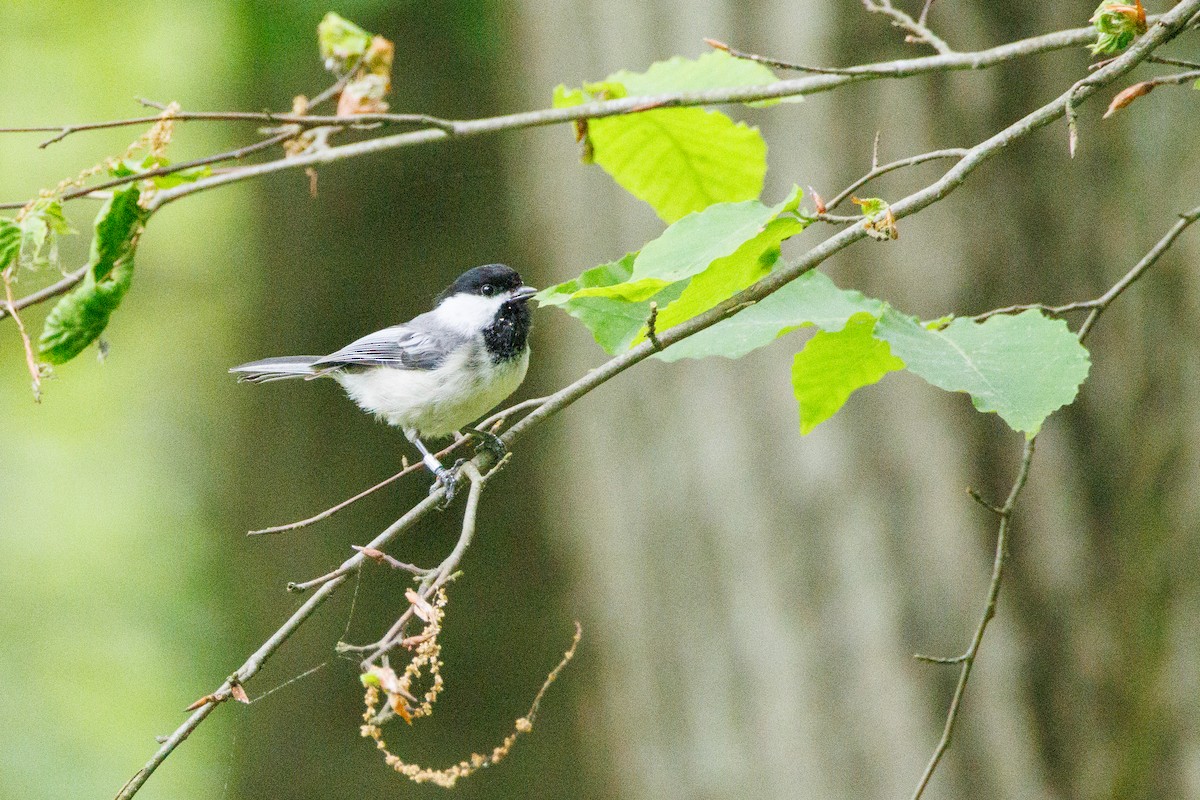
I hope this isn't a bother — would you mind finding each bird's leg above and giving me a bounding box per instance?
[405,430,461,507]
[465,427,507,463]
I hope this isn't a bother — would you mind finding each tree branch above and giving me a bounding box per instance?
[0,18,1115,328]
[826,148,969,210]
[0,109,456,148]
[114,490,445,800]
[973,204,1200,328]
[862,0,954,54]
[0,129,298,211]
[909,436,1036,800]
[140,20,1107,213]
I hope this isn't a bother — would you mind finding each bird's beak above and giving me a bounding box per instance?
[512,285,538,300]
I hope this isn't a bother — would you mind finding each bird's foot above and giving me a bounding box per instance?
[467,427,507,463]
[431,459,466,509]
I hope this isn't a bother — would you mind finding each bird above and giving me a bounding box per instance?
[230,263,536,503]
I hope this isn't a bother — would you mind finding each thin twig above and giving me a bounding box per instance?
[1101,68,1200,119]
[2,269,43,400]
[862,0,954,54]
[0,265,88,322]
[246,395,546,535]
[140,22,1117,214]
[973,204,1200,328]
[704,38,873,75]
[918,0,937,27]
[1076,204,1200,340]
[826,148,968,210]
[910,438,1036,800]
[0,129,298,212]
[0,110,458,147]
[481,396,547,428]
[247,438,467,535]
[1147,54,1200,69]
[287,564,358,594]
[351,545,430,575]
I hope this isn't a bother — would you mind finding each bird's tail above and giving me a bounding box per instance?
[229,355,322,383]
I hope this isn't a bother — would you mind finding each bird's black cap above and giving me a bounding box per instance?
[437,264,525,304]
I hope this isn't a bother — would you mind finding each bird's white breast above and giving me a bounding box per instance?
[333,343,529,437]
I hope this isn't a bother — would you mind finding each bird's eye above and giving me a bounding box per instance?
[481,284,495,296]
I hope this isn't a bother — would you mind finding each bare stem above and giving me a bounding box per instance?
[909,438,1036,800]
[826,148,969,210]
[862,0,954,54]
[973,204,1200,330]
[113,491,444,800]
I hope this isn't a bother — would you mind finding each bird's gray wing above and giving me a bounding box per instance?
[311,319,463,371]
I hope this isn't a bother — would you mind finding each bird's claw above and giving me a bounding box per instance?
[431,459,467,509]
[467,427,507,463]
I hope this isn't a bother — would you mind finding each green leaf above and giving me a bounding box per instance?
[0,218,20,271]
[791,312,905,434]
[553,51,781,222]
[537,252,686,354]
[873,308,1091,437]
[589,108,766,223]
[642,187,806,337]
[318,12,371,66]
[148,164,212,189]
[853,197,888,217]
[109,155,212,189]
[38,260,135,365]
[609,50,798,106]
[38,185,150,364]
[1090,1,1146,55]
[577,191,799,303]
[536,252,640,307]
[19,199,73,270]
[654,269,885,362]
[88,185,149,281]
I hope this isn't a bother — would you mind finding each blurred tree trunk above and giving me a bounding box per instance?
[507,2,1200,799]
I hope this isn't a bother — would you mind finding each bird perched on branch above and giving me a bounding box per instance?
[231,264,536,503]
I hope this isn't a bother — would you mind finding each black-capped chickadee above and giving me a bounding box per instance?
[230,264,536,502]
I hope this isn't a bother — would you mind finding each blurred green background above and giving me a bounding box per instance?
[3,1,1200,799]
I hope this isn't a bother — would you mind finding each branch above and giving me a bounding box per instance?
[1077,204,1200,340]
[0,109,457,148]
[111,4,1200,797]
[503,0,1200,447]
[140,21,1107,213]
[247,438,468,535]
[1101,68,1200,119]
[341,461,492,666]
[0,265,88,323]
[246,395,545,536]
[973,204,1200,329]
[0,129,298,211]
[826,148,969,210]
[0,17,1113,327]
[911,198,1200,799]
[114,490,445,800]
[909,437,1036,800]
[863,0,954,54]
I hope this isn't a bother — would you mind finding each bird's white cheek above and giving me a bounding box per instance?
[430,294,506,336]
